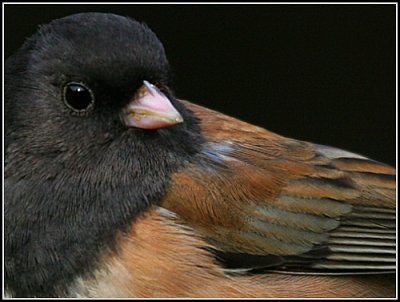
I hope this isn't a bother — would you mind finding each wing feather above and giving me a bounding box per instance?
[161,101,396,274]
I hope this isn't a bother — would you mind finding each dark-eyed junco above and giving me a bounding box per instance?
[4,13,395,298]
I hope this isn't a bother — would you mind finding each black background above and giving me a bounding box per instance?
[4,4,396,165]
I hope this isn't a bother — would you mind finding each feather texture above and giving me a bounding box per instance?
[161,100,396,274]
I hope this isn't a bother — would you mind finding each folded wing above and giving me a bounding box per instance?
[161,101,396,274]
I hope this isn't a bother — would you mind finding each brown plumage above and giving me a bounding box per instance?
[81,209,395,298]
[5,13,396,298]
[162,102,395,258]
[79,101,396,298]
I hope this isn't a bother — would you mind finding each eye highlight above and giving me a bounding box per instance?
[63,82,94,114]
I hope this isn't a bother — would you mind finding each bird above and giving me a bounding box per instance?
[4,12,396,298]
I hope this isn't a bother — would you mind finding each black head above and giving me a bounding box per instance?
[5,13,204,297]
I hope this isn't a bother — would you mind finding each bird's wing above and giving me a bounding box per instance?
[161,100,396,274]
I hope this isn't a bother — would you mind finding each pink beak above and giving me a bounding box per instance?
[121,80,184,129]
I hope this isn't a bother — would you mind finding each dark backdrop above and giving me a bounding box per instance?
[4,4,396,165]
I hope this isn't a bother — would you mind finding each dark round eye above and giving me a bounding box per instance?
[63,82,94,113]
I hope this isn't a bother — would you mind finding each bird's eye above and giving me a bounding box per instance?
[63,82,94,114]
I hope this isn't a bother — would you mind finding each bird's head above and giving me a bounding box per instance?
[6,12,203,182]
[5,13,205,297]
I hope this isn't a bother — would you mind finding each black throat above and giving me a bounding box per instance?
[5,98,204,297]
[4,13,205,297]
